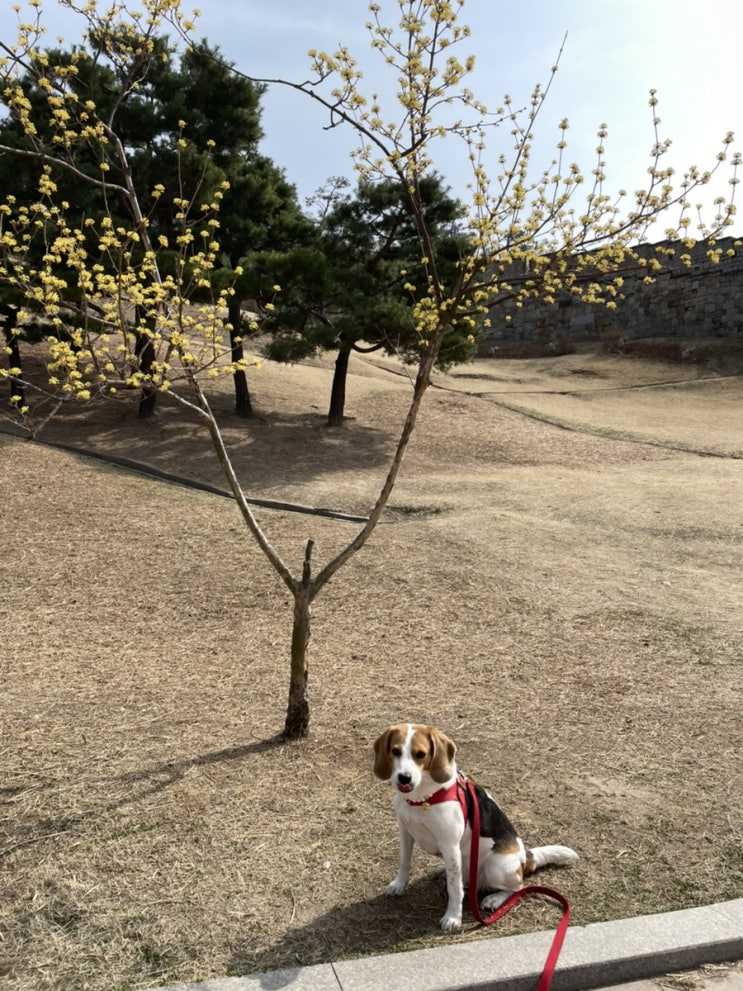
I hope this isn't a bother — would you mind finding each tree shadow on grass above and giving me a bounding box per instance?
[111,736,288,805]
[25,385,397,498]
[228,876,454,983]
[1,738,287,857]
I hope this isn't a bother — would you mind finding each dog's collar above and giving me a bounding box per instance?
[405,772,469,820]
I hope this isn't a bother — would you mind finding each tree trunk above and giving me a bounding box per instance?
[284,589,311,739]
[1,307,24,410]
[327,342,351,427]
[135,310,157,419]
[229,296,252,417]
[283,539,315,739]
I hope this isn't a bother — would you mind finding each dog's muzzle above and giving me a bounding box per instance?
[396,772,414,793]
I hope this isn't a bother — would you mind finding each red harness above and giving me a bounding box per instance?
[404,771,469,820]
[408,774,571,991]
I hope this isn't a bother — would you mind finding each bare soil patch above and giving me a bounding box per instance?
[1,341,742,991]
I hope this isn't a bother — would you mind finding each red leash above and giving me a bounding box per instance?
[465,778,571,991]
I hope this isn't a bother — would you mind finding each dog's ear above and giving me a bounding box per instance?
[373,727,394,780]
[428,727,457,783]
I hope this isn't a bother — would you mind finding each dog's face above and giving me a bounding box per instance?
[373,723,457,793]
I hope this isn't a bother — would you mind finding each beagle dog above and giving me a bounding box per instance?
[373,723,578,932]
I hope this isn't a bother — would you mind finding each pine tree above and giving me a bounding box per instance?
[264,174,476,426]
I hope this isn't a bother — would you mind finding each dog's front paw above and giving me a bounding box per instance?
[480,889,512,912]
[439,911,462,932]
[385,878,407,897]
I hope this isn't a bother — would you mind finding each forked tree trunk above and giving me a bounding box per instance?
[179,324,447,742]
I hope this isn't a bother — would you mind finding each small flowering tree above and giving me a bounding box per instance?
[237,3,738,316]
[175,0,739,736]
[2,0,739,738]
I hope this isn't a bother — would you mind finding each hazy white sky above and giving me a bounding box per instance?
[2,1,741,231]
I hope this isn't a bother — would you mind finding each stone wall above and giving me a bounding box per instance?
[478,236,743,354]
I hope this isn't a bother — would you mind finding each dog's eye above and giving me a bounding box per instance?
[414,750,426,760]
[391,746,402,757]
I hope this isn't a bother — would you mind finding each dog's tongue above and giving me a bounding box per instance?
[397,783,414,793]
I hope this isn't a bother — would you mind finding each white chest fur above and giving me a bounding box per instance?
[392,792,467,857]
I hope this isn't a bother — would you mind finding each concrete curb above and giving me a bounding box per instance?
[149,898,743,991]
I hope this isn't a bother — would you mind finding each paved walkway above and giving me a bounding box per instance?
[603,961,743,991]
[145,898,743,991]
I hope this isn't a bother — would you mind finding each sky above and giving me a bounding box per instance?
[1,0,741,233]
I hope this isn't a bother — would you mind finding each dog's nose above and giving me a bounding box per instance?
[397,772,412,785]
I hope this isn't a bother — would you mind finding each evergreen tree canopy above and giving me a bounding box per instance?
[262,174,478,425]
[0,31,309,415]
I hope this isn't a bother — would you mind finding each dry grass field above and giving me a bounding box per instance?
[1,339,742,991]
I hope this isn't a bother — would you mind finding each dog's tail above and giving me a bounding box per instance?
[524,844,578,875]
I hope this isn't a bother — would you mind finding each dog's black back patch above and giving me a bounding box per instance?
[465,781,519,849]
